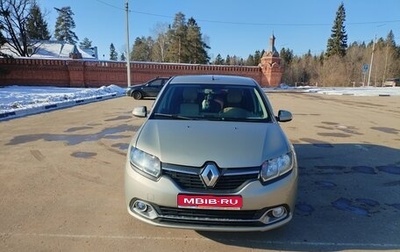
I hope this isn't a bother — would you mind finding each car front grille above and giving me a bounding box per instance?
[156,206,267,226]
[162,163,260,191]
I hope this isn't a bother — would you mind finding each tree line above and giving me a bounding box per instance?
[1,1,399,86]
[279,3,400,86]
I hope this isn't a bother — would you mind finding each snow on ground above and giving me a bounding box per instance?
[1,84,399,121]
[0,85,126,121]
[264,85,400,97]
[302,86,400,97]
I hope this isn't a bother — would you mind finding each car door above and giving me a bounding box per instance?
[143,78,165,97]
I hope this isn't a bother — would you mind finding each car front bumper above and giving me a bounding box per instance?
[124,160,298,232]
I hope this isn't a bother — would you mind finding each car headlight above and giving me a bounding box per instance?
[260,152,293,183]
[129,147,161,179]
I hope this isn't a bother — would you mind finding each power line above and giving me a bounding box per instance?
[94,0,126,11]
[125,8,400,27]
[194,19,400,27]
[93,0,400,27]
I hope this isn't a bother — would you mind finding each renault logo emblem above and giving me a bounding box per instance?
[200,163,219,188]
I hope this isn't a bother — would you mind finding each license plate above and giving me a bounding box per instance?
[177,194,242,209]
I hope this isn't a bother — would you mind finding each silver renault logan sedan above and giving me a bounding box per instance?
[125,75,298,232]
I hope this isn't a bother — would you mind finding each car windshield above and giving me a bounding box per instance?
[150,84,271,122]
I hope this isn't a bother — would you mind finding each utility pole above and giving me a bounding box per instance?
[125,0,131,87]
[367,36,376,87]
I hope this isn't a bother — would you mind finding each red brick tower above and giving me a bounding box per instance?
[259,34,283,87]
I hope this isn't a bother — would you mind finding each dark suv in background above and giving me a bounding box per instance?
[126,77,170,100]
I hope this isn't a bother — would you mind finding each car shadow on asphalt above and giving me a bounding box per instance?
[197,143,400,251]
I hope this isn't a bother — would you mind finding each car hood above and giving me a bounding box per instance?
[129,84,145,90]
[135,120,291,168]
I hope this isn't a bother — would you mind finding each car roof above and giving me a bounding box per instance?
[168,75,259,87]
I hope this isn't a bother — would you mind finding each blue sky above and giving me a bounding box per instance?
[36,0,400,61]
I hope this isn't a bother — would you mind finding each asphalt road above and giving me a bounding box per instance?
[0,93,399,252]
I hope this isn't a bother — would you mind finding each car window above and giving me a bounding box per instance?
[151,84,271,122]
[148,79,163,87]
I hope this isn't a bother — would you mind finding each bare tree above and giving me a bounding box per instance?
[151,22,169,62]
[319,55,348,86]
[0,23,9,57]
[0,0,35,57]
[344,43,366,86]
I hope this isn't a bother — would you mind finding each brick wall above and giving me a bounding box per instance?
[0,58,280,88]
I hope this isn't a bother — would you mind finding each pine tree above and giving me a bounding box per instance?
[326,3,348,57]
[109,43,118,60]
[26,2,50,40]
[253,50,262,65]
[225,55,231,65]
[131,36,153,61]
[120,52,126,61]
[164,14,210,63]
[166,12,187,63]
[79,37,92,49]
[385,30,396,48]
[186,17,209,64]
[384,30,399,80]
[54,6,78,44]
[213,54,224,65]
[280,48,294,66]
[245,55,255,66]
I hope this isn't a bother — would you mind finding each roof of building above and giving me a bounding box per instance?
[0,40,97,59]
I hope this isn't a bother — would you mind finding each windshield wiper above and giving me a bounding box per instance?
[152,113,194,120]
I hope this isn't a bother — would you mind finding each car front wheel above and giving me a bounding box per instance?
[132,91,143,100]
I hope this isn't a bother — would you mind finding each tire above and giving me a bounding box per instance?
[132,91,143,100]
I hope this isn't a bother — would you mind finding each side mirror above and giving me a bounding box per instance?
[276,110,292,122]
[132,106,147,117]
